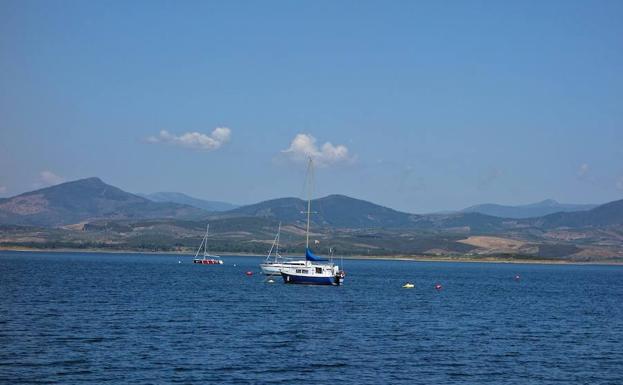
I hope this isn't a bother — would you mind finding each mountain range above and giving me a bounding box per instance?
[222,195,420,228]
[532,199,623,228]
[0,178,207,226]
[1,177,622,260]
[138,192,238,212]
[461,199,598,219]
[0,177,621,230]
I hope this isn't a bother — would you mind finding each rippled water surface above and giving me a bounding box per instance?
[1,251,623,384]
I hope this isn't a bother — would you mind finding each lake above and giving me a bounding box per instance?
[1,251,622,384]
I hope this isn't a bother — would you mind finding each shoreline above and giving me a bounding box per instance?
[1,246,621,266]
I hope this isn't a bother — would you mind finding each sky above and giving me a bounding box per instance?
[1,0,622,212]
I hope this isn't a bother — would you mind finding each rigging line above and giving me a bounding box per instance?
[314,182,328,254]
[195,224,208,259]
[265,222,280,262]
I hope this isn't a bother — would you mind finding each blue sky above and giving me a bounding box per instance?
[1,0,622,212]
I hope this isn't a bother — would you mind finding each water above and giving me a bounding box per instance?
[1,251,622,384]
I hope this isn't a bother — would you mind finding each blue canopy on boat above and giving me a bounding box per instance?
[306,247,328,262]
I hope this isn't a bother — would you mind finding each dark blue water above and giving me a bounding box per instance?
[1,251,622,384]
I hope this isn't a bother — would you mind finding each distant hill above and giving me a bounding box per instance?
[410,212,510,233]
[138,192,238,212]
[219,194,622,231]
[1,177,620,235]
[0,177,207,226]
[462,199,597,219]
[1,179,622,260]
[532,198,623,228]
[224,194,420,228]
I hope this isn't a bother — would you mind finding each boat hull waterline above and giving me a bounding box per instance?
[193,259,223,265]
[281,268,345,286]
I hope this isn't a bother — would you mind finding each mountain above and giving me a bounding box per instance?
[1,176,620,234]
[1,179,622,260]
[0,177,207,226]
[224,194,420,228]
[220,194,621,231]
[532,198,623,228]
[462,199,598,219]
[138,192,238,212]
[409,212,510,233]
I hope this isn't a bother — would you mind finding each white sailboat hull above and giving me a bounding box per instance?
[280,263,345,286]
[260,261,307,275]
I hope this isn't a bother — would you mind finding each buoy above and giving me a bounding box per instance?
[435,283,442,290]
[267,279,275,283]
[514,274,521,281]
[245,271,253,276]
[233,264,237,267]
[178,260,181,264]
[402,282,415,289]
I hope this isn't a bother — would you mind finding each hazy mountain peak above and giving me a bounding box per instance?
[538,199,558,205]
[139,192,238,212]
[226,193,416,228]
[0,177,206,226]
[462,199,598,219]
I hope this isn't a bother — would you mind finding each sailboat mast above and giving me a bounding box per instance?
[276,222,281,255]
[204,224,210,257]
[305,158,313,249]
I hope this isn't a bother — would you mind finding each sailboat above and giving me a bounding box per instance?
[280,158,345,286]
[260,223,306,275]
[192,224,223,265]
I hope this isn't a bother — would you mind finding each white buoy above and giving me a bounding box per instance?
[402,282,415,289]
[267,279,275,283]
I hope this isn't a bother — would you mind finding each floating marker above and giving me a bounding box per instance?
[514,274,521,281]
[435,283,442,290]
[267,279,275,283]
[402,282,415,289]
[245,271,253,276]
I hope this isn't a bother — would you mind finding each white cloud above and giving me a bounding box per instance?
[39,171,64,186]
[281,133,353,166]
[577,163,589,179]
[147,127,231,151]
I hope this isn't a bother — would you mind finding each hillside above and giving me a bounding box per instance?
[533,198,623,228]
[409,212,512,233]
[0,178,207,226]
[462,199,597,219]
[224,194,519,232]
[224,194,420,228]
[1,177,621,233]
[1,178,622,261]
[138,192,238,212]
